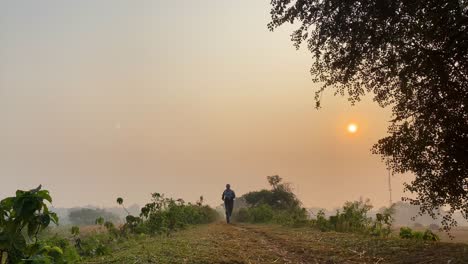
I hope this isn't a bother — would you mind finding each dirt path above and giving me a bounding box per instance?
[85,222,468,264]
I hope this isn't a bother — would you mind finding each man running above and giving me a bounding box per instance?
[222,184,236,223]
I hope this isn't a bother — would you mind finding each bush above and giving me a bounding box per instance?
[370,206,395,238]
[236,176,308,226]
[399,227,440,241]
[0,185,71,263]
[43,236,81,263]
[248,205,274,223]
[423,229,440,241]
[119,193,219,236]
[78,234,110,257]
[312,210,332,231]
[328,199,373,233]
[243,176,301,210]
[399,227,414,239]
[311,201,395,237]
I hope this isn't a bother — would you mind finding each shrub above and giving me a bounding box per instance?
[399,227,414,239]
[235,208,251,222]
[0,185,69,263]
[423,229,440,241]
[243,176,301,210]
[248,205,274,223]
[237,176,308,226]
[119,193,218,236]
[312,210,332,231]
[399,227,440,241]
[370,206,395,238]
[43,236,81,263]
[78,235,110,257]
[329,199,373,233]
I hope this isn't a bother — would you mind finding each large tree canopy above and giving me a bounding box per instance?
[269,0,468,229]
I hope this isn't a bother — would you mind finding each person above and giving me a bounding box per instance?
[222,184,236,223]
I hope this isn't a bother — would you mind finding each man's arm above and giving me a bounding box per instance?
[232,191,236,199]
[221,190,225,201]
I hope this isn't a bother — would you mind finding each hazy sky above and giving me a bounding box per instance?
[0,0,414,209]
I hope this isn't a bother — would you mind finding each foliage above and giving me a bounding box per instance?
[78,236,110,257]
[243,175,300,210]
[269,0,468,230]
[68,208,119,226]
[117,193,218,237]
[236,176,308,225]
[0,185,71,263]
[139,193,218,235]
[399,227,440,241]
[370,205,395,237]
[41,236,80,263]
[70,226,79,237]
[311,200,396,237]
[312,210,333,232]
[95,217,104,226]
[329,199,373,233]
[399,227,414,239]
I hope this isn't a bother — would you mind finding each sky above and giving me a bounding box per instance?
[0,0,414,209]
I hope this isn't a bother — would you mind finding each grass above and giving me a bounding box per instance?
[82,222,468,263]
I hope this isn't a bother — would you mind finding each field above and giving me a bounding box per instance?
[83,222,468,264]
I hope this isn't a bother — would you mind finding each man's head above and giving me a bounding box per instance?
[226,184,231,189]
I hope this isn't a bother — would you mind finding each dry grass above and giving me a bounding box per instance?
[83,222,468,264]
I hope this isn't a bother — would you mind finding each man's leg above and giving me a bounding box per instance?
[228,200,234,218]
[224,201,230,223]
[226,200,233,223]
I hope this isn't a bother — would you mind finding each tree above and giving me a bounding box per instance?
[267,175,282,189]
[243,176,301,210]
[269,0,468,229]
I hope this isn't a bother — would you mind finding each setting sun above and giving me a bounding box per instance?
[347,123,358,133]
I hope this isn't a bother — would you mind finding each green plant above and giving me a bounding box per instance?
[248,205,274,223]
[399,227,440,241]
[0,185,65,263]
[313,210,332,232]
[423,229,440,241]
[95,217,104,226]
[370,206,395,237]
[329,199,373,233]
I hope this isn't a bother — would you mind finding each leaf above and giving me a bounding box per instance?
[48,212,58,225]
[36,190,52,203]
[27,220,40,238]
[39,214,50,227]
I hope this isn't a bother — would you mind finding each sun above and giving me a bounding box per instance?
[347,123,358,133]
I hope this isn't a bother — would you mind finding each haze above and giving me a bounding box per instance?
[0,0,413,209]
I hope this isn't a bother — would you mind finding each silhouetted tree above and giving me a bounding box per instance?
[243,176,300,210]
[269,0,468,229]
